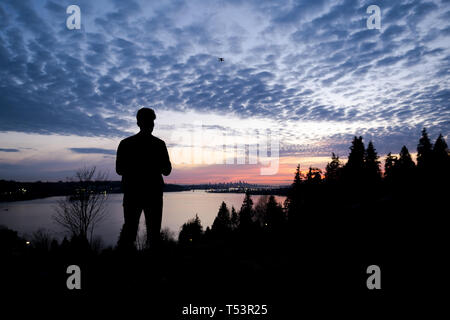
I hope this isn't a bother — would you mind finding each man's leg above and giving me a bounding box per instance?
[117,204,142,250]
[143,193,163,250]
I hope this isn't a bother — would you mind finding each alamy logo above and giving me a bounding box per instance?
[169,122,280,175]
[366,265,381,290]
[66,265,81,290]
[366,5,381,30]
[66,5,81,30]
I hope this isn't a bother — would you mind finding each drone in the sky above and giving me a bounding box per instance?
[218,57,224,62]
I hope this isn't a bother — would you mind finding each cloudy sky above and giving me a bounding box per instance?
[0,0,449,184]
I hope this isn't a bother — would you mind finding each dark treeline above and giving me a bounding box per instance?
[167,127,448,311]
[0,180,189,202]
[177,192,285,246]
[0,180,284,202]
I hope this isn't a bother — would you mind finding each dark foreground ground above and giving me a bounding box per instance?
[1,184,447,318]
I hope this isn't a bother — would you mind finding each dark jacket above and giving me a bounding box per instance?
[116,131,171,205]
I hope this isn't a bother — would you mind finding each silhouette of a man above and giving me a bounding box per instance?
[116,107,171,250]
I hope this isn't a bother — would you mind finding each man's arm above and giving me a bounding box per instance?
[116,141,125,176]
[161,141,172,176]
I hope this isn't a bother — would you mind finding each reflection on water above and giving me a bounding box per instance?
[0,190,286,245]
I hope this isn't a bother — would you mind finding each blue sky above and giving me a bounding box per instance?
[0,0,449,183]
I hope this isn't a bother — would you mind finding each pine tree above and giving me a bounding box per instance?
[364,141,381,182]
[325,153,342,183]
[432,134,450,179]
[397,146,415,169]
[417,128,433,172]
[343,136,365,182]
[239,191,254,230]
[395,146,416,182]
[306,167,322,183]
[230,206,239,230]
[211,201,231,236]
[293,164,302,188]
[264,195,285,233]
[253,195,269,226]
[286,164,302,224]
[433,134,448,157]
[384,152,397,181]
[432,134,449,162]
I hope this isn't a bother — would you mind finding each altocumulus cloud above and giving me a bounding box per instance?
[0,0,448,156]
[69,148,116,155]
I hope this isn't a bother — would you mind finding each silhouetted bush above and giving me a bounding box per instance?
[178,214,203,245]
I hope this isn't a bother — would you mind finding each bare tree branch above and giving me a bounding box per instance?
[53,166,109,244]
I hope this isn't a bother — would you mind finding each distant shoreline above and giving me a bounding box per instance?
[0,180,289,202]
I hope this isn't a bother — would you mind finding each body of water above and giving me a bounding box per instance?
[0,190,286,246]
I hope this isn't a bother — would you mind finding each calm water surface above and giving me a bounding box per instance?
[0,190,286,246]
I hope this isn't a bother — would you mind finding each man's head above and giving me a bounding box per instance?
[136,107,156,132]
